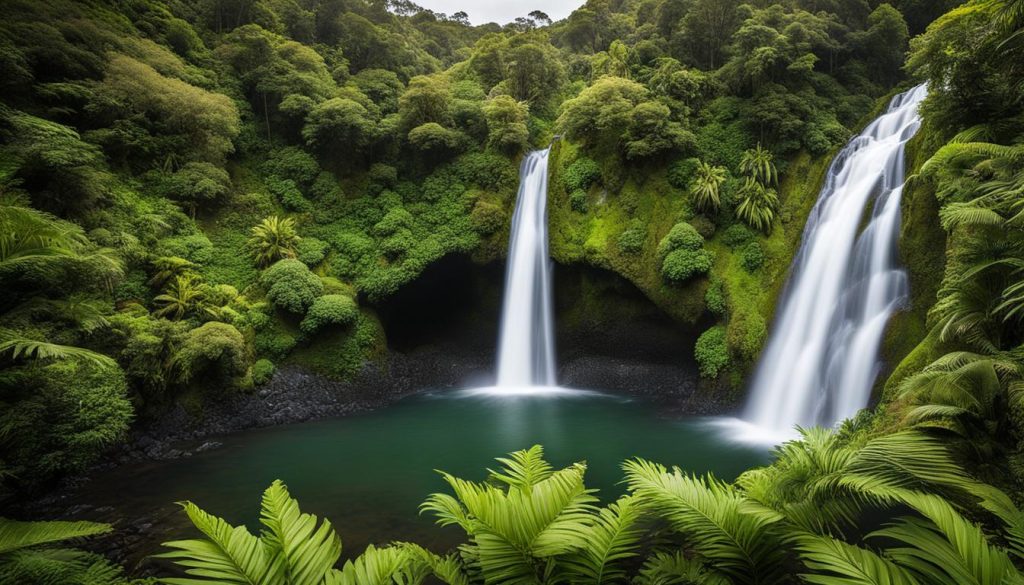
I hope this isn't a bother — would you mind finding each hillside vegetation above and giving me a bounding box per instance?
[5,0,1024,583]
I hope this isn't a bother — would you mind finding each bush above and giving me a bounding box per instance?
[563,157,601,192]
[662,248,713,283]
[252,359,276,386]
[158,233,214,265]
[297,237,329,266]
[373,207,414,236]
[617,220,646,255]
[721,224,755,248]
[690,216,717,239]
[470,199,505,234]
[695,326,730,378]
[658,222,704,256]
[570,190,588,213]
[263,146,320,187]
[255,325,297,360]
[705,278,728,316]
[176,322,251,385]
[727,308,768,362]
[300,294,359,335]
[667,158,699,189]
[261,259,324,313]
[267,177,311,212]
[0,360,133,489]
[741,242,765,272]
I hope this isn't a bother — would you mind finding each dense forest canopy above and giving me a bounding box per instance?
[3,0,1024,582]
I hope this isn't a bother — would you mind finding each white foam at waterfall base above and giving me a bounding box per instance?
[735,84,929,442]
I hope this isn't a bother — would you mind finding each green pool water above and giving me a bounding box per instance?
[70,388,770,568]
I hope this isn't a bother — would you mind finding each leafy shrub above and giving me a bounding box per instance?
[690,215,717,239]
[617,220,646,254]
[452,152,517,191]
[267,176,311,212]
[705,278,728,316]
[741,242,765,272]
[367,163,397,194]
[570,190,588,213]
[300,294,358,335]
[373,207,414,236]
[662,248,713,283]
[297,237,329,266]
[727,308,768,361]
[252,358,275,385]
[254,326,297,360]
[158,233,214,265]
[658,222,704,256]
[261,259,323,313]
[722,224,756,248]
[175,322,251,385]
[0,360,132,489]
[695,326,730,378]
[470,200,505,234]
[667,158,699,189]
[263,146,320,187]
[563,157,601,192]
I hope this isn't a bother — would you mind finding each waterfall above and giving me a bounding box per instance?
[496,148,557,387]
[743,84,928,436]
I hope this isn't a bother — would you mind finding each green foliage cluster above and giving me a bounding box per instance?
[261,259,323,314]
[658,222,712,284]
[125,437,1024,585]
[695,326,730,379]
[300,294,358,335]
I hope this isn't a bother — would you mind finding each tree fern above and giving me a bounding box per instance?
[259,480,343,584]
[623,459,787,585]
[634,551,729,585]
[794,533,920,585]
[558,495,645,584]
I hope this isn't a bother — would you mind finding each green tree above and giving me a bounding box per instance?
[739,144,778,186]
[482,95,529,153]
[735,178,778,233]
[302,97,377,152]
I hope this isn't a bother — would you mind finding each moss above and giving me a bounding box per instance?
[695,326,730,379]
[289,309,387,380]
[252,358,276,385]
[877,123,948,401]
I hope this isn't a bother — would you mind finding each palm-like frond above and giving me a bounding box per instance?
[0,518,112,554]
[488,444,554,490]
[157,501,275,585]
[0,329,116,368]
[558,495,645,584]
[794,533,920,585]
[259,480,342,584]
[870,491,1019,585]
[735,179,778,234]
[332,544,429,585]
[690,162,728,214]
[739,145,778,186]
[634,551,730,585]
[623,459,787,585]
[421,447,599,585]
[0,547,127,585]
[248,216,300,268]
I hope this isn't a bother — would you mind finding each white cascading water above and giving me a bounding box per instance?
[742,84,928,438]
[495,148,557,388]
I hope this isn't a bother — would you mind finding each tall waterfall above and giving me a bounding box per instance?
[744,84,928,435]
[496,148,556,387]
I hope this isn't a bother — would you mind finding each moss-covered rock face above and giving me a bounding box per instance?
[548,140,832,386]
[877,122,948,402]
